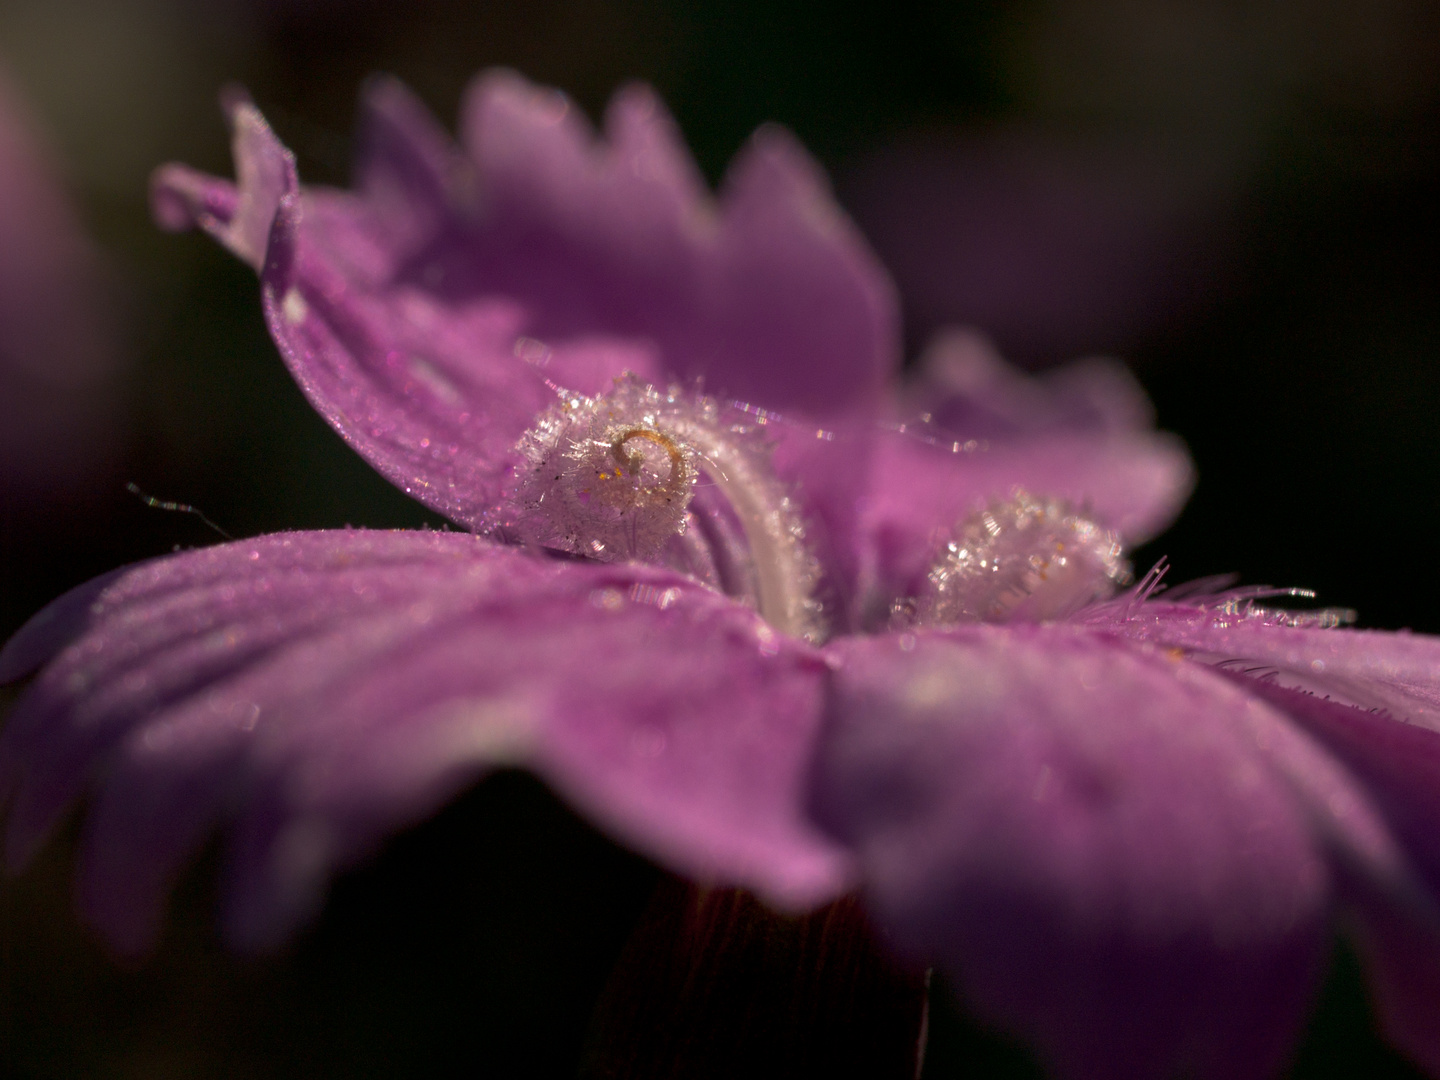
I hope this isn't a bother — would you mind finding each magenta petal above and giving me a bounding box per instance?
[214,570,844,951]
[851,334,1193,618]
[1231,676,1440,901]
[259,192,559,527]
[349,75,462,256]
[256,85,571,527]
[1091,601,1440,731]
[903,328,1164,439]
[458,70,900,413]
[856,426,1191,617]
[881,427,1191,544]
[1222,673,1440,1072]
[154,83,631,528]
[151,89,290,272]
[702,124,898,410]
[812,627,1348,1080]
[0,530,522,869]
[1345,881,1440,1075]
[1,531,847,954]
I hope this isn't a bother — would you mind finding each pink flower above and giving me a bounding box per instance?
[4,72,1440,1080]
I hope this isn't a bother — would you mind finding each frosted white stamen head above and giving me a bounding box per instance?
[906,491,1130,626]
[511,377,699,562]
[508,374,824,642]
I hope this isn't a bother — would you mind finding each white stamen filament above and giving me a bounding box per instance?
[681,428,820,643]
[508,375,823,643]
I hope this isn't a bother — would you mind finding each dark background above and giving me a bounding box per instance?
[0,0,1437,1075]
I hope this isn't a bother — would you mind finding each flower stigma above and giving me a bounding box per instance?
[597,427,691,512]
[901,490,1131,626]
[507,373,823,642]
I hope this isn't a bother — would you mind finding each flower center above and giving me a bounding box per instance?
[902,491,1130,626]
[507,374,823,641]
[593,427,692,512]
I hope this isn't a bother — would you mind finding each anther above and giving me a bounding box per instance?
[598,429,690,508]
[506,374,824,642]
[905,491,1130,626]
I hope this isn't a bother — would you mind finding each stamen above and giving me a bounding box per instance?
[506,375,823,642]
[904,491,1130,626]
[593,428,690,510]
[684,427,822,643]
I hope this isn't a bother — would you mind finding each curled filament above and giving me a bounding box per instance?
[596,428,692,512]
[509,378,699,562]
[506,374,823,642]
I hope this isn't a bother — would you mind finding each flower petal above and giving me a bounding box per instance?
[262,193,566,528]
[0,530,847,954]
[849,333,1194,623]
[812,626,1358,1080]
[854,428,1191,624]
[903,328,1165,439]
[1091,601,1440,732]
[155,75,899,528]
[1344,880,1440,1076]
[457,70,900,413]
[150,88,289,273]
[1220,675,1440,898]
[0,529,522,867]
[1220,674,1440,1071]
[153,85,642,529]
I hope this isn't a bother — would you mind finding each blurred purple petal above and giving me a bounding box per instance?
[0,529,846,954]
[154,87,564,529]
[1224,665,1440,1071]
[811,626,1389,1080]
[1345,881,1440,1076]
[456,71,900,413]
[152,75,899,531]
[904,327,1164,438]
[840,132,1232,361]
[0,67,123,497]
[852,333,1193,623]
[1215,673,1440,908]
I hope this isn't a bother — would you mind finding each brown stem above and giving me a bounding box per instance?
[579,876,929,1079]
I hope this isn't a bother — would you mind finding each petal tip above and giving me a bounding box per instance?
[217,82,255,122]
